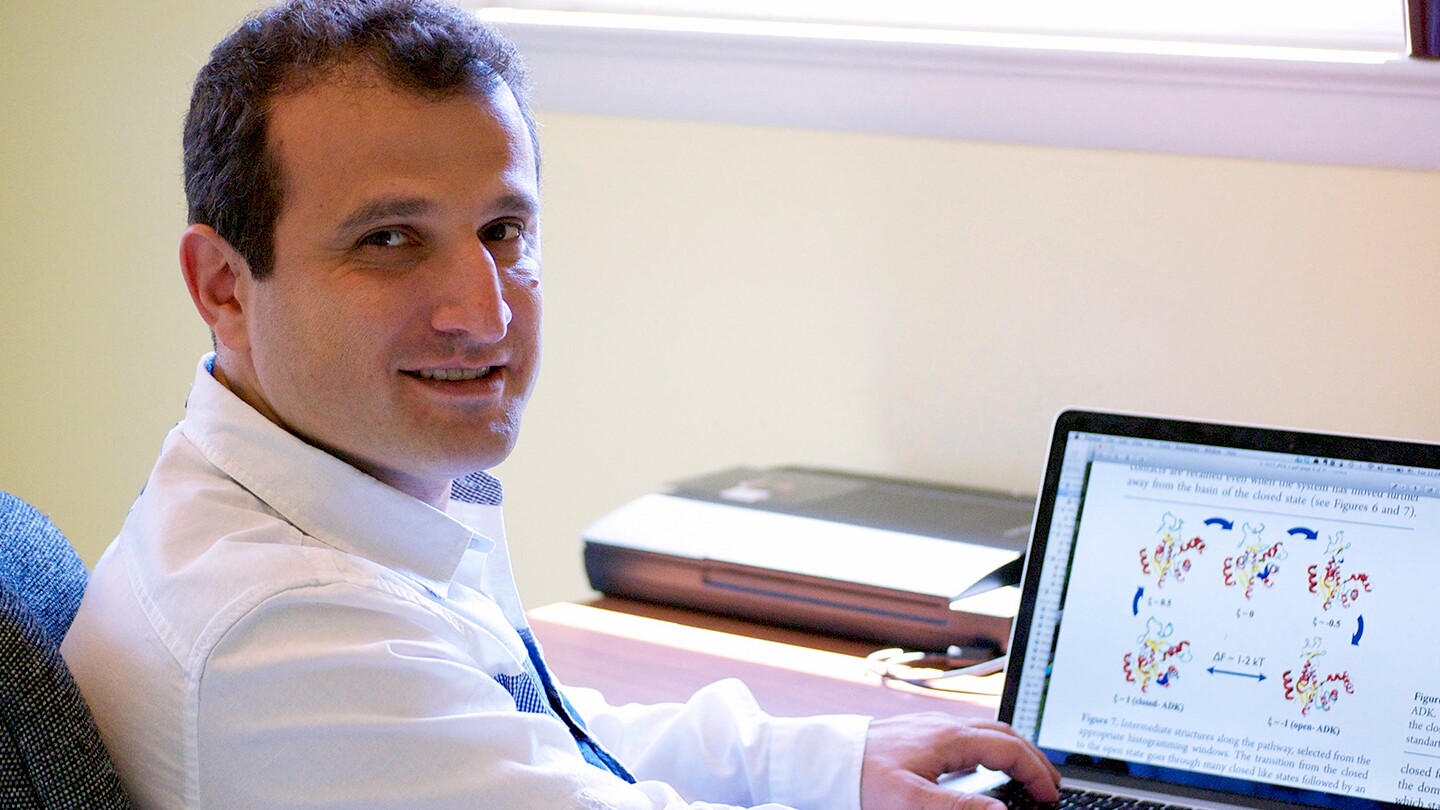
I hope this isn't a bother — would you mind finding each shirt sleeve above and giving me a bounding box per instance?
[565,679,871,810]
[195,579,828,809]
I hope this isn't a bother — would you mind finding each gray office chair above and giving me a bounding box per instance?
[0,491,131,809]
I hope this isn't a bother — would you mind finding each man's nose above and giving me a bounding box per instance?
[429,242,511,342]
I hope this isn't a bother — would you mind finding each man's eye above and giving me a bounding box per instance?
[359,229,412,248]
[480,221,523,243]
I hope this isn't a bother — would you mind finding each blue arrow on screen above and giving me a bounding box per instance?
[1208,667,1266,682]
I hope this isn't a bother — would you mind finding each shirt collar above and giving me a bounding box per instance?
[179,354,496,596]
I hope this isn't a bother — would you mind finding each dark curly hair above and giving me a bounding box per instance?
[182,0,536,279]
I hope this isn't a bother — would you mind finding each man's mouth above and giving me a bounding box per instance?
[406,367,495,381]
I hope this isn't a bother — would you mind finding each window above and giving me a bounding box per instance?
[474,1,1406,52]
[466,1,1440,169]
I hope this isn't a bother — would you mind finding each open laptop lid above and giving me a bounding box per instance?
[998,409,1440,810]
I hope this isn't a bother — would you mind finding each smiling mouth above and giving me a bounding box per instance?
[407,367,495,381]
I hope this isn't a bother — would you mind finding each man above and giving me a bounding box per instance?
[61,1,1062,808]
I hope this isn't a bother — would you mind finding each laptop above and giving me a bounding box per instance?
[947,409,1440,810]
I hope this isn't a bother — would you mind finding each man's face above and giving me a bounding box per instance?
[218,67,542,506]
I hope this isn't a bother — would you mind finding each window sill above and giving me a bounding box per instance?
[483,13,1440,170]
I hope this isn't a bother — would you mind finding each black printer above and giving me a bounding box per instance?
[582,466,1034,652]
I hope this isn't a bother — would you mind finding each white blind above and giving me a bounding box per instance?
[472,0,1406,52]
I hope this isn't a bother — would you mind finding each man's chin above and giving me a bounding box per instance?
[330,429,520,505]
[428,432,520,480]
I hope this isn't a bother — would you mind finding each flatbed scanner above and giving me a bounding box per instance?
[582,466,1034,651]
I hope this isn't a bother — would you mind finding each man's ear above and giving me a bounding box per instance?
[180,224,255,353]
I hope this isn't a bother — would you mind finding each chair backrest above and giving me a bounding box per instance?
[0,492,132,809]
[0,493,88,643]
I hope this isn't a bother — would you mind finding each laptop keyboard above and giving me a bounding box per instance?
[986,781,1203,810]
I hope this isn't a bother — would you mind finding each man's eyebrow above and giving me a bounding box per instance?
[337,197,434,233]
[493,192,540,218]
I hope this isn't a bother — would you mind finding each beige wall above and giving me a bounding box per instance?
[0,1,260,561]
[4,2,1439,607]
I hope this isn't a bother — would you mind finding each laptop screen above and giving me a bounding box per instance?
[1000,410,1440,810]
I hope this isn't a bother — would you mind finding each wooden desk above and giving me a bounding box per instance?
[528,597,1002,722]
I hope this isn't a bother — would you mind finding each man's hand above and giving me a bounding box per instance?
[859,713,1062,810]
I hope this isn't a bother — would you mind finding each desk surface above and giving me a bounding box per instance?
[528,597,1002,722]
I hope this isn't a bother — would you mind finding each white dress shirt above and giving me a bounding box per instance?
[61,355,869,809]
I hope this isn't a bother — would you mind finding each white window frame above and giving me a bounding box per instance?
[467,5,1440,170]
